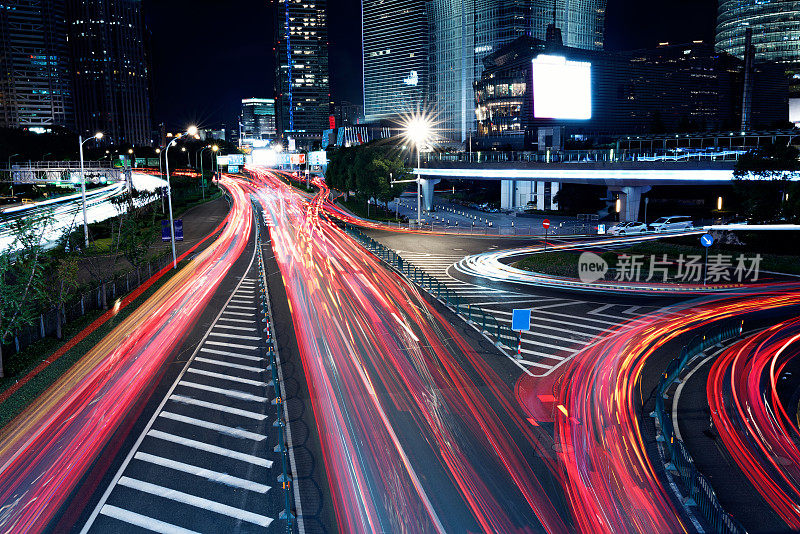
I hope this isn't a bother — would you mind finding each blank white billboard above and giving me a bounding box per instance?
[531,55,592,120]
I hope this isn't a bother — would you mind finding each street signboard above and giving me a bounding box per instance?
[228,165,239,173]
[227,154,245,166]
[542,219,551,229]
[597,224,606,235]
[512,309,532,331]
[161,219,184,242]
[174,219,183,241]
[700,234,714,247]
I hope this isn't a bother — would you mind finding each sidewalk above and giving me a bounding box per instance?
[77,196,229,285]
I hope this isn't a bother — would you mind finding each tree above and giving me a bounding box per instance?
[734,143,800,222]
[0,214,50,376]
[41,254,79,339]
[111,188,160,284]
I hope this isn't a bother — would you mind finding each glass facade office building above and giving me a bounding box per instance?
[427,0,606,143]
[275,0,330,142]
[67,0,152,145]
[241,98,276,140]
[362,0,427,122]
[716,0,800,66]
[0,0,72,130]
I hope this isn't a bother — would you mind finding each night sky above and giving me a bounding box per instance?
[143,0,717,131]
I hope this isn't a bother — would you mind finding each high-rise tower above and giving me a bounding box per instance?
[66,0,152,145]
[274,0,330,145]
[362,0,428,123]
[427,0,606,143]
[0,0,73,130]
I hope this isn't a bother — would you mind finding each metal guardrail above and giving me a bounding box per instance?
[341,223,519,350]
[651,320,746,534]
[426,149,744,165]
[254,208,295,533]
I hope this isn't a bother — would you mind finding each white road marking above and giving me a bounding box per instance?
[227,305,254,310]
[134,452,270,493]
[169,395,267,420]
[199,348,263,362]
[208,332,261,341]
[589,304,614,315]
[117,477,273,527]
[177,381,267,402]
[217,317,256,324]
[99,505,201,534]
[147,430,272,467]
[230,299,253,304]
[160,412,266,440]
[205,340,260,350]
[516,359,553,370]
[195,356,263,372]
[222,311,256,317]
[186,368,266,386]
[213,324,257,332]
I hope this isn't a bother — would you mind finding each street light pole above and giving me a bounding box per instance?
[164,138,180,269]
[416,148,422,227]
[7,154,20,197]
[163,126,198,269]
[79,133,103,248]
[199,146,210,200]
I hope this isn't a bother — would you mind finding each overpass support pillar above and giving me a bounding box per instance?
[420,178,440,212]
[609,185,651,222]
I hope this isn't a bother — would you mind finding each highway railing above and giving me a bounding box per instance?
[254,206,295,533]
[341,223,519,350]
[651,320,746,534]
[2,250,173,357]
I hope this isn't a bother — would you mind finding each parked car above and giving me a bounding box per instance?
[648,215,694,233]
[607,221,648,235]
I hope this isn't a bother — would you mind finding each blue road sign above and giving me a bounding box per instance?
[161,219,184,242]
[700,234,714,247]
[174,219,184,241]
[512,309,532,331]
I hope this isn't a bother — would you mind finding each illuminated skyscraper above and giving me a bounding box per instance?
[0,0,73,130]
[362,0,428,122]
[241,98,276,140]
[66,0,152,145]
[427,0,606,142]
[274,0,330,143]
[716,0,800,66]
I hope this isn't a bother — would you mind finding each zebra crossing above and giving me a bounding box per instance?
[392,249,664,377]
[393,250,523,299]
[81,273,284,534]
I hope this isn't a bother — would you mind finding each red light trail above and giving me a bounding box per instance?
[0,176,252,532]
[708,318,800,529]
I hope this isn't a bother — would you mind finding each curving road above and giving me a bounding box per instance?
[0,176,250,532]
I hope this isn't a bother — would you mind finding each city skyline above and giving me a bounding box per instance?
[141,0,716,132]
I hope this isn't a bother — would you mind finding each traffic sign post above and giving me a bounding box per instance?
[700,233,714,285]
[512,309,532,359]
[542,219,551,252]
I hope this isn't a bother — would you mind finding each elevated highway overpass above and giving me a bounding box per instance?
[413,156,799,221]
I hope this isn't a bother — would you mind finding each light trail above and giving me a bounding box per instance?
[533,292,800,533]
[708,318,800,529]
[0,172,168,252]
[0,176,251,532]
[242,167,570,533]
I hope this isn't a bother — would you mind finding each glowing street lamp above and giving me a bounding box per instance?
[402,113,434,226]
[164,126,197,268]
[79,132,103,248]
